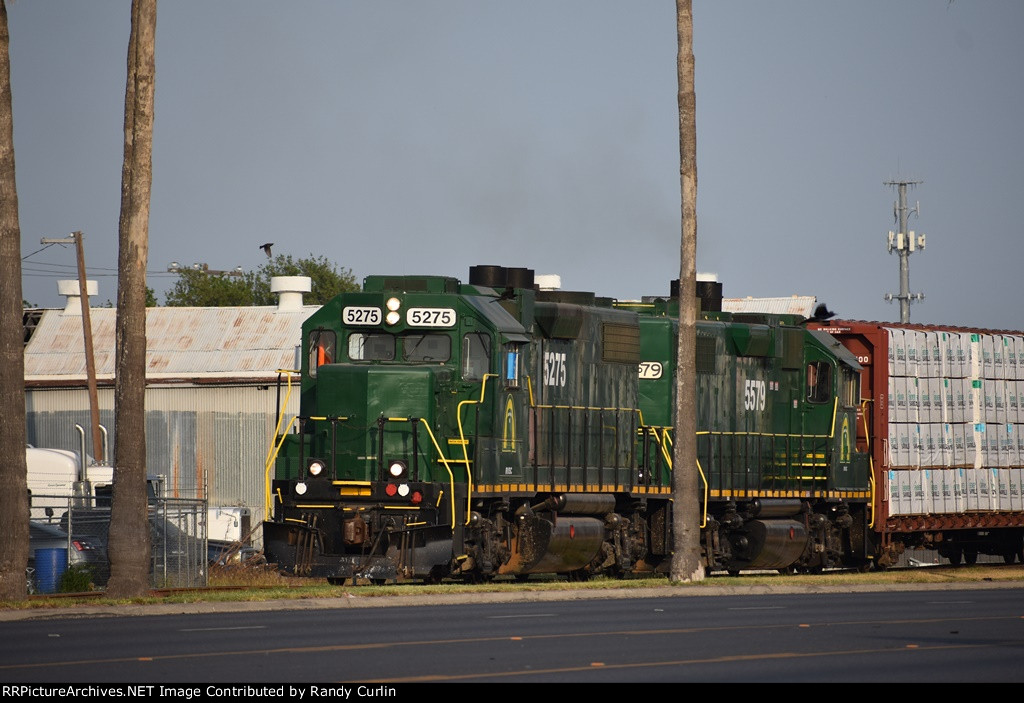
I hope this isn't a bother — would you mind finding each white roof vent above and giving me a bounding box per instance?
[270,276,312,313]
[57,279,98,316]
[535,274,562,291]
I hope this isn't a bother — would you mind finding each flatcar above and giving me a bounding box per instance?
[808,320,1024,566]
[261,265,885,582]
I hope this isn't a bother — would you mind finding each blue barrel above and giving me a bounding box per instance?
[34,548,67,594]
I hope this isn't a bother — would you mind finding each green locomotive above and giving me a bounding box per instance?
[261,266,870,582]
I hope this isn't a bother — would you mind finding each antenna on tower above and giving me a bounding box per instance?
[883,179,926,323]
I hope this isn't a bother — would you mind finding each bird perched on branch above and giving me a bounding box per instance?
[260,243,274,258]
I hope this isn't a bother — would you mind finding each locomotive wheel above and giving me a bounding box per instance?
[423,565,447,585]
[514,574,530,583]
[946,546,963,566]
[963,548,978,566]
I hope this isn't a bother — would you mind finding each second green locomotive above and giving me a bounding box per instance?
[262,265,870,582]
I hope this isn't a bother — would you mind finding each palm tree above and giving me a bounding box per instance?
[671,0,704,583]
[0,0,30,601]
[106,0,157,598]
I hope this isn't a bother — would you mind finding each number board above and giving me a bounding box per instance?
[406,308,456,328]
[639,362,663,380]
[342,306,382,326]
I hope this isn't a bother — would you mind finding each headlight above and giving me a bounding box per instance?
[385,311,401,326]
[295,482,308,496]
[308,459,325,477]
[386,297,401,312]
[388,460,407,478]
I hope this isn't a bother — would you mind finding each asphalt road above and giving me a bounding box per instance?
[2,584,1022,683]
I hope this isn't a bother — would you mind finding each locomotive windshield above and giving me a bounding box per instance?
[402,334,451,362]
[345,331,454,363]
[347,332,395,361]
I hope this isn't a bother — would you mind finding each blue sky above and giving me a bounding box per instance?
[10,1,1024,329]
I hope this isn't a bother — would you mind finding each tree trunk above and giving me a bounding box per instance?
[0,0,29,602]
[106,0,157,598]
[670,0,704,583]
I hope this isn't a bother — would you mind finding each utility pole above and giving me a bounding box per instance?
[884,180,926,323]
[40,231,103,465]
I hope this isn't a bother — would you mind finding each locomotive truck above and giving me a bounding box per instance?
[261,265,880,583]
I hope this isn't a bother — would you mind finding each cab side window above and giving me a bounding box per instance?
[806,361,832,403]
[462,333,491,380]
[308,329,336,377]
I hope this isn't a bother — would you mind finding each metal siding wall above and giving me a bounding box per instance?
[25,384,300,536]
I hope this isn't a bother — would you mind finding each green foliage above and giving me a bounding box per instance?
[252,254,358,305]
[163,255,358,307]
[164,269,256,306]
[59,564,95,593]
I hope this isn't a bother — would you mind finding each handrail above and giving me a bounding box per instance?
[860,397,876,529]
[696,457,708,528]
[378,416,459,531]
[264,369,299,514]
[455,373,498,526]
[411,420,459,531]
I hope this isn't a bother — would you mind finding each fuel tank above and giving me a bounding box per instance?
[725,519,808,571]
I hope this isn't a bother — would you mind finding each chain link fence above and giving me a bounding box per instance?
[29,493,208,591]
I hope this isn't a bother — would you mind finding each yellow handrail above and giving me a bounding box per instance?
[860,397,875,529]
[378,416,460,531]
[264,369,300,514]
[696,457,708,528]
[455,374,498,526]
[413,420,459,531]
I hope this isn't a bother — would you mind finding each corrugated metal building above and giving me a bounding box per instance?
[722,295,818,317]
[23,277,316,537]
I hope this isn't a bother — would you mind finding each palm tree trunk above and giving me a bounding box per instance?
[671,0,705,583]
[106,0,157,598]
[0,0,29,601]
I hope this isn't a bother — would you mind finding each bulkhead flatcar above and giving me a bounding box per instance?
[808,320,1024,566]
[261,266,871,582]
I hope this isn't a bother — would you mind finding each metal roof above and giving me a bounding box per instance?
[24,305,317,383]
[722,295,818,317]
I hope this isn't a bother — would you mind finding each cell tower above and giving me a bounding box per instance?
[884,180,926,323]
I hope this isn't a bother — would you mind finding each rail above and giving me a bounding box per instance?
[378,416,459,530]
[264,369,300,513]
[861,396,876,529]
[650,428,710,528]
[696,429,833,497]
[454,374,499,526]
